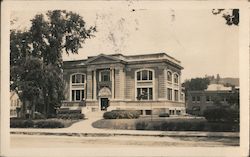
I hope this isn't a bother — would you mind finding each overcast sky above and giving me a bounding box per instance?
[11,5,239,81]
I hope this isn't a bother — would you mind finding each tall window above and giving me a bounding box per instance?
[136,69,154,100]
[174,90,178,101]
[71,73,85,101]
[137,88,153,100]
[137,70,153,81]
[100,70,110,82]
[167,88,172,100]
[167,71,172,82]
[174,73,179,84]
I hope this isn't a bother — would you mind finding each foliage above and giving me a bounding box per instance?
[212,9,239,26]
[10,119,34,128]
[35,120,64,128]
[57,109,82,114]
[135,120,238,132]
[57,113,85,120]
[182,77,210,101]
[158,113,170,117]
[203,108,239,123]
[182,77,210,91]
[10,10,96,118]
[103,110,140,119]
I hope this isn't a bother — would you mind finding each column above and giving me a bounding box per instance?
[93,70,96,100]
[86,69,93,100]
[111,68,115,99]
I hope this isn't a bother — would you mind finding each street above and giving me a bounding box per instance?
[11,134,239,148]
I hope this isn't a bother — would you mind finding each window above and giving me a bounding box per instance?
[137,88,153,100]
[167,88,172,100]
[137,70,153,81]
[167,71,172,82]
[206,96,211,102]
[197,96,200,102]
[174,90,178,101]
[100,70,110,82]
[192,96,196,102]
[174,74,179,84]
[72,74,85,84]
[71,73,86,101]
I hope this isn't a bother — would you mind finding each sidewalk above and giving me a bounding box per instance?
[10,111,239,138]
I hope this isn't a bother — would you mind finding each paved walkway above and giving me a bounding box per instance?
[10,111,239,138]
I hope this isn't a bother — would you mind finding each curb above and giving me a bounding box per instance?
[10,131,239,138]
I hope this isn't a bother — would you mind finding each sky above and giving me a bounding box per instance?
[10,5,239,81]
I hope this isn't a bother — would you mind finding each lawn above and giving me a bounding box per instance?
[92,116,239,132]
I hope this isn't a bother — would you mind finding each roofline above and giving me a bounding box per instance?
[63,52,181,64]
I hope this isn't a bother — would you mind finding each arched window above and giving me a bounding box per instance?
[167,71,172,82]
[71,73,86,101]
[173,73,179,84]
[135,69,154,100]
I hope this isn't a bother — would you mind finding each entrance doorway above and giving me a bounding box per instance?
[100,98,109,111]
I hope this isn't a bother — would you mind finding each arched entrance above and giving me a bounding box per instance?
[98,87,111,111]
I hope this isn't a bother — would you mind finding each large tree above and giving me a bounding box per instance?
[10,10,96,118]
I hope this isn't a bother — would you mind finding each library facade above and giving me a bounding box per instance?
[62,53,185,115]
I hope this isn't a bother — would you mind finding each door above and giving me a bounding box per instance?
[100,98,109,111]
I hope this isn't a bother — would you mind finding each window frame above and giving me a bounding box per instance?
[173,73,179,84]
[136,69,153,82]
[135,69,154,100]
[99,70,111,82]
[70,73,86,102]
[167,70,172,82]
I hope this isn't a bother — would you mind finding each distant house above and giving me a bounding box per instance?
[186,84,239,115]
[10,91,22,117]
[62,53,186,115]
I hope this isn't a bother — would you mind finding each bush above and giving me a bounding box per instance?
[103,110,140,119]
[35,120,64,128]
[57,113,85,120]
[34,112,46,119]
[10,119,34,128]
[57,109,81,114]
[203,108,239,123]
[159,113,170,117]
[135,120,238,132]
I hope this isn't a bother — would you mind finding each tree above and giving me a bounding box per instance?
[212,9,239,26]
[182,77,210,91]
[10,10,96,118]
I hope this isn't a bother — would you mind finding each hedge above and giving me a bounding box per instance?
[203,108,239,123]
[10,119,34,128]
[135,121,239,132]
[57,113,85,120]
[57,109,81,114]
[10,119,64,128]
[103,110,140,119]
[35,120,64,128]
[159,113,170,117]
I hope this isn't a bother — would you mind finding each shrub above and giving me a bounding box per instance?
[203,108,239,123]
[159,113,170,117]
[103,110,140,119]
[10,119,34,128]
[135,121,148,130]
[57,113,85,120]
[57,109,81,114]
[35,120,64,128]
[34,112,46,119]
[135,120,238,132]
